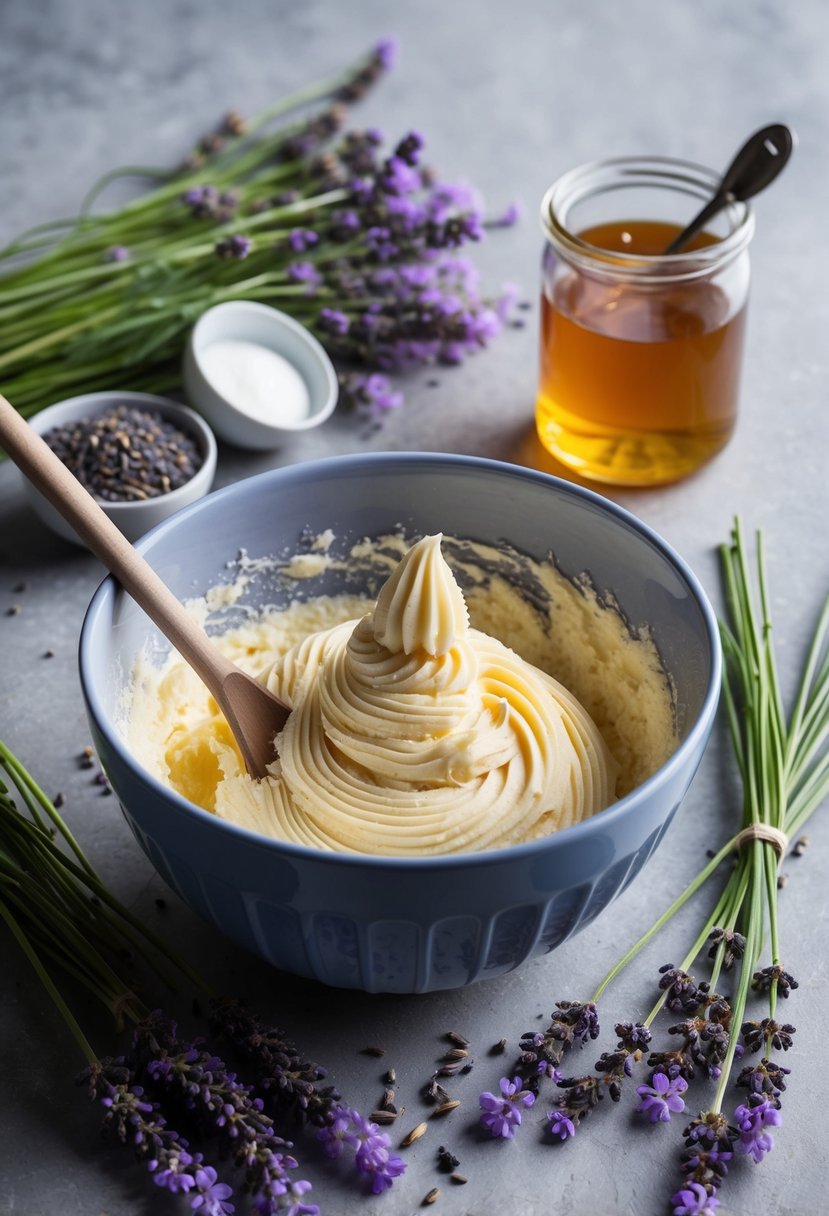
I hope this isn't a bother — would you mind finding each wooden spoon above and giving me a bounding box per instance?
[0,392,290,778]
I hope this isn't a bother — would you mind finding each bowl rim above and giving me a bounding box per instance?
[186,300,339,435]
[29,390,217,516]
[79,451,722,870]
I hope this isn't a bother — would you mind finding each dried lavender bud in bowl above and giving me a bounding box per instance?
[23,391,217,545]
[43,405,203,503]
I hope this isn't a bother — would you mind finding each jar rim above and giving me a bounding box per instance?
[541,155,755,280]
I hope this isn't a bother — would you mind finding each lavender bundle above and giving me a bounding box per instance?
[0,39,516,429]
[477,521,829,1216]
[0,742,405,1211]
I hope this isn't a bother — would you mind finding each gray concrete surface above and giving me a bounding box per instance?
[1,1,827,1213]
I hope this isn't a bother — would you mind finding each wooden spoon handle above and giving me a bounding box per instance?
[0,393,233,698]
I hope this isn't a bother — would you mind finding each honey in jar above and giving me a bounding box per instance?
[536,159,754,486]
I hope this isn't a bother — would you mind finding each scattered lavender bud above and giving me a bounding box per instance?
[436,1145,460,1172]
[442,1031,469,1050]
[400,1121,428,1147]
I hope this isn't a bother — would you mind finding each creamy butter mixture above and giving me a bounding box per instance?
[127,532,677,855]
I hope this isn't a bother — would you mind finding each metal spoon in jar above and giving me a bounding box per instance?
[0,392,290,779]
[664,123,794,254]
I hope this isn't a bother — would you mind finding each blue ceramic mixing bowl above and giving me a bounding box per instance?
[80,453,721,994]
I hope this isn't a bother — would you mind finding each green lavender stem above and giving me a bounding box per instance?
[0,899,98,1065]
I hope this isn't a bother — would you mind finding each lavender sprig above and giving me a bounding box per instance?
[209,998,340,1128]
[129,1013,320,1214]
[80,1056,232,1207]
[476,522,828,1216]
[0,745,402,1209]
[0,41,516,430]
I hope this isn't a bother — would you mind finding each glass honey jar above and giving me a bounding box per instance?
[536,157,755,486]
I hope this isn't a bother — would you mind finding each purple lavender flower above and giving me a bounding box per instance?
[679,1142,733,1200]
[399,264,436,289]
[339,372,403,420]
[494,281,519,323]
[104,245,129,263]
[82,1059,204,1198]
[273,1179,319,1215]
[378,155,421,197]
[373,37,398,69]
[148,1144,201,1196]
[183,185,219,217]
[209,1000,337,1130]
[683,1112,733,1150]
[287,262,322,292]
[741,1018,796,1055]
[317,308,350,337]
[191,1165,235,1215]
[215,235,252,260]
[330,208,362,239]
[288,229,319,253]
[733,1099,782,1164]
[426,181,480,224]
[488,200,523,228]
[537,1061,563,1082]
[356,1142,407,1194]
[671,1182,720,1216]
[478,1076,535,1139]
[636,1071,688,1123]
[615,1022,653,1050]
[752,964,798,998]
[364,225,399,260]
[736,1056,790,1099]
[428,212,485,249]
[317,1107,358,1159]
[364,369,403,408]
[658,965,705,1014]
[318,1107,405,1193]
[393,131,425,166]
[548,1109,576,1141]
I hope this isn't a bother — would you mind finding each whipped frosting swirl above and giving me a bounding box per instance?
[223,534,617,856]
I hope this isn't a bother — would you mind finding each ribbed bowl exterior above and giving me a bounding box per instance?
[80,454,720,993]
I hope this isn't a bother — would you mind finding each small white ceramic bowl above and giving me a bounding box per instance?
[182,300,339,449]
[25,391,217,546]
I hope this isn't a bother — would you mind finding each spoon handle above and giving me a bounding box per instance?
[662,192,725,255]
[0,393,234,699]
